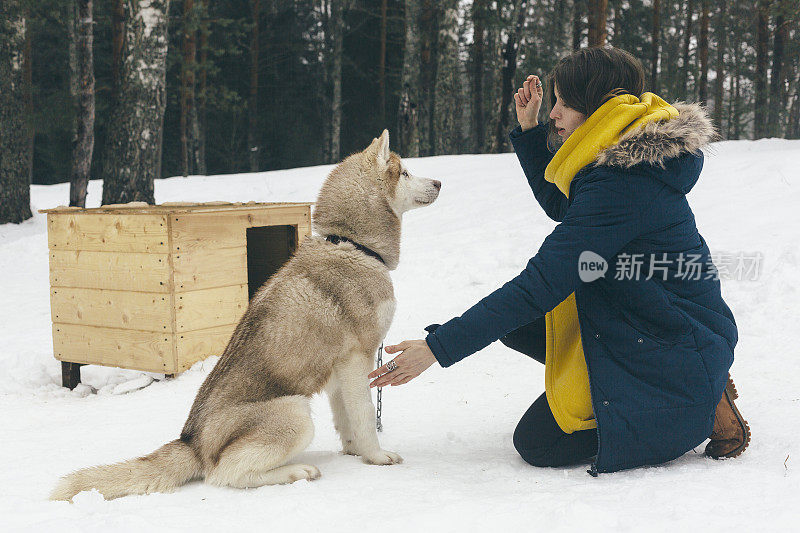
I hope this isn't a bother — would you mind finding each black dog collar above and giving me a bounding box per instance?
[325,235,386,265]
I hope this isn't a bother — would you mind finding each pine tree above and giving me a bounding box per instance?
[329,0,346,162]
[697,0,709,105]
[712,0,727,136]
[588,0,608,46]
[470,0,488,153]
[651,0,660,93]
[68,0,95,208]
[681,0,694,100]
[492,0,527,153]
[0,1,33,223]
[181,0,202,176]
[753,0,771,139]
[433,0,459,154]
[247,0,260,172]
[573,0,585,50]
[768,1,789,137]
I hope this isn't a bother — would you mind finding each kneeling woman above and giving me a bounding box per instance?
[368,46,749,474]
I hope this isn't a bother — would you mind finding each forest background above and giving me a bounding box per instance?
[0,0,798,223]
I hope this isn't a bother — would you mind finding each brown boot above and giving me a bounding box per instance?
[705,374,751,459]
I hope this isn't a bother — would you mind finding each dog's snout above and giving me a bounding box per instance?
[432,180,441,190]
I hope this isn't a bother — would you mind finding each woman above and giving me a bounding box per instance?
[367,46,749,474]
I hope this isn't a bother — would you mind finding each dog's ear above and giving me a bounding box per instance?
[376,129,390,168]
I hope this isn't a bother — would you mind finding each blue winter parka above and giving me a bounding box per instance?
[424,103,738,474]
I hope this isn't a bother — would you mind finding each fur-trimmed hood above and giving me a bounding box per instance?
[594,101,718,170]
[588,101,719,195]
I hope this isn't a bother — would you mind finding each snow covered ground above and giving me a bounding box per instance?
[1,139,799,531]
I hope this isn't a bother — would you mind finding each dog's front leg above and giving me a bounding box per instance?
[333,354,403,465]
[325,381,359,455]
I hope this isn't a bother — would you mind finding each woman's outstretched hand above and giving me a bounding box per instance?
[368,340,437,388]
[515,74,543,131]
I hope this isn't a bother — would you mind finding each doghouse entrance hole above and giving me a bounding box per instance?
[246,225,297,300]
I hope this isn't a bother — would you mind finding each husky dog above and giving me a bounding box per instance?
[51,130,441,501]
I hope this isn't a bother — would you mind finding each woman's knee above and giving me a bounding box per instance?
[513,422,554,467]
[513,432,556,467]
[513,418,596,468]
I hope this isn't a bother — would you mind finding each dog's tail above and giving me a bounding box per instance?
[50,439,202,501]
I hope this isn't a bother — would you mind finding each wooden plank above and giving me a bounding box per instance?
[166,213,180,384]
[50,287,172,331]
[49,250,171,292]
[175,284,248,332]
[53,323,175,373]
[170,206,311,252]
[47,212,169,253]
[175,324,237,371]
[39,201,313,215]
[172,247,247,292]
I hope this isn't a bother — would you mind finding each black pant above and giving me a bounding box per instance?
[499,316,598,467]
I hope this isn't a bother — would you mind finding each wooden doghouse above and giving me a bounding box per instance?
[39,201,313,389]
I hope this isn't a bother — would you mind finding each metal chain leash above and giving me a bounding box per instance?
[376,341,383,432]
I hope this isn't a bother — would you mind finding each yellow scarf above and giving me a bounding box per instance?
[542,92,679,433]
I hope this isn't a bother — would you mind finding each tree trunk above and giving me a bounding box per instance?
[681,0,693,100]
[768,10,787,137]
[753,0,770,139]
[330,0,345,162]
[433,0,459,154]
[379,0,387,124]
[100,0,170,205]
[572,0,584,50]
[788,68,800,139]
[726,66,734,139]
[111,0,125,103]
[732,41,741,139]
[23,4,33,186]
[69,0,95,208]
[697,0,709,105]
[398,0,420,157]
[0,3,33,223]
[181,0,200,176]
[651,0,660,92]
[320,0,332,162]
[712,0,726,137]
[471,0,486,153]
[588,0,608,46]
[248,0,260,172]
[419,0,438,155]
[611,0,621,46]
[197,2,208,175]
[492,0,527,153]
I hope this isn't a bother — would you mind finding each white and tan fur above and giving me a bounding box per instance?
[50,130,441,501]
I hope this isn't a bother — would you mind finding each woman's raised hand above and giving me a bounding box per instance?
[515,74,543,131]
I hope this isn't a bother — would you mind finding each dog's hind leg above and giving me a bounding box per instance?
[333,354,403,465]
[204,396,319,488]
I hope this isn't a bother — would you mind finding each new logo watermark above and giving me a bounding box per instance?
[577,250,763,282]
[578,251,608,282]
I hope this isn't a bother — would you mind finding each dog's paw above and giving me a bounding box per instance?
[341,440,360,456]
[285,464,322,483]
[362,450,403,465]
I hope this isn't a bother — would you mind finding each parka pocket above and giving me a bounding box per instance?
[606,294,693,349]
[620,309,692,348]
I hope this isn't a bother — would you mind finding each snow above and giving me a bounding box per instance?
[1,139,799,531]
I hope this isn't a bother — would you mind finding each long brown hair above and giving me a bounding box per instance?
[544,45,646,151]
